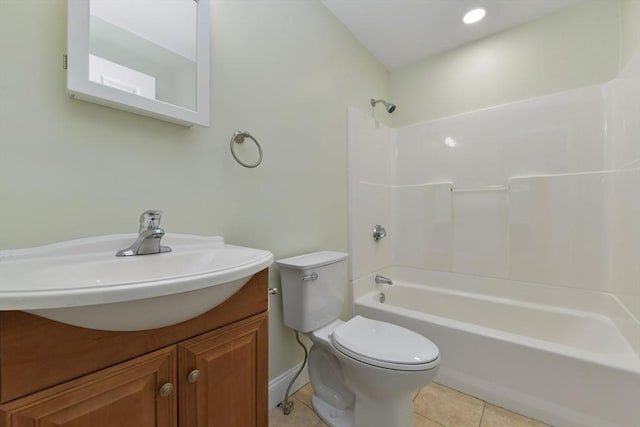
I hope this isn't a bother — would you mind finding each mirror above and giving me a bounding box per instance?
[67,0,210,127]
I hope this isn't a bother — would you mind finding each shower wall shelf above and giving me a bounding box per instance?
[450,184,510,193]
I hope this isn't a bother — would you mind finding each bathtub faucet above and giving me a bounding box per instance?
[375,275,393,285]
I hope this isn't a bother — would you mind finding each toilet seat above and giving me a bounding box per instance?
[331,316,440,371]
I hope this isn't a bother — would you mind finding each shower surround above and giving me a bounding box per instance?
[347,76,640,427]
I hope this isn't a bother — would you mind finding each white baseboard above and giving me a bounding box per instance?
[268,363,310,409]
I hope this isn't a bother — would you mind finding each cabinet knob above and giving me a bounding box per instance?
[159,382,174,397]
[187,369,201,383]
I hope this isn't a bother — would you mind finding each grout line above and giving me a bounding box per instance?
[478,401,487,427]
[434,381,485,403]
[414,411,446,426]
[295,395,313,410]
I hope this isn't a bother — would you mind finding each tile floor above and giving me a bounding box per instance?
[269,382,551,427]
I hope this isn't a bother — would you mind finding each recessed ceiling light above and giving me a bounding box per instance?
[463,8,486,24]
[444,137,457,147]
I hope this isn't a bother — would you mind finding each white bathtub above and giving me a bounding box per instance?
[351,268,640,427]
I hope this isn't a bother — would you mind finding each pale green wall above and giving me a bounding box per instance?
[0,0,388,380]
[621,0,640,68]
[390,0,621,126]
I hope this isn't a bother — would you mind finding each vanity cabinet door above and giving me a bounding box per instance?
[1,346,177,427]
[178,312,268,427]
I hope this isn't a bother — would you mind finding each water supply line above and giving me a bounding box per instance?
[282,330,309,415]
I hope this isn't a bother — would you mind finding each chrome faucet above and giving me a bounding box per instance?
[372,224,387,241]
[375,274,393,285]
[116,210,172,257]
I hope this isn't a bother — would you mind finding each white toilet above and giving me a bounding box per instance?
[276,251,440,427]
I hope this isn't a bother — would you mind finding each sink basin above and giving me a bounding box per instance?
[0,234,274,331]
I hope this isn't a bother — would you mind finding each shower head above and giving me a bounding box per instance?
[371,98,396,114]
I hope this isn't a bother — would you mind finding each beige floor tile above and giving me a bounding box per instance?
[293,382,314,409]
[413,382,485,427]
[480,404,550,427]
[414,412,445,427]
[271,382,545,427]
[268,397,320,427]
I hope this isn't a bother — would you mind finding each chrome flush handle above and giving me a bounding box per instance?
[303,272,318,281]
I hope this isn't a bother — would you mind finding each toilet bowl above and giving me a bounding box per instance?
[277,252,440,427]
[309,316,439,427]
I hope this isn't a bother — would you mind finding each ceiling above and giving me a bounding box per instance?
[321,0,586,70]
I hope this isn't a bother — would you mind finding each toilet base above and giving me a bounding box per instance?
[352,393,414,427]
[312,394,353,427]
[311,391,415,427]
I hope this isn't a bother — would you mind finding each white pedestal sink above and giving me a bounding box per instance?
[0,234,273,331]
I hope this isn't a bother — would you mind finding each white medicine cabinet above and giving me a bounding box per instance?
[66,0,210,127]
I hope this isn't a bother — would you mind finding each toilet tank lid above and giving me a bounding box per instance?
[276,251,348,269]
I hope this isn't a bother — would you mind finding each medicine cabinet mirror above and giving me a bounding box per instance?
[67,0,210,127]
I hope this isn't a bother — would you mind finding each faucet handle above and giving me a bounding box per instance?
[372,224,387,241]
[139,210,163,232]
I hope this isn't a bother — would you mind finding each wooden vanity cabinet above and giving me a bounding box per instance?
[0,269,269,427]
[178,314,268,427]
[3,346,178,427]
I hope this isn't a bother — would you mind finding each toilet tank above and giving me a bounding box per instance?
[276,251,349,332]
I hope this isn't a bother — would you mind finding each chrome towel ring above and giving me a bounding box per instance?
[230,131,263,168]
